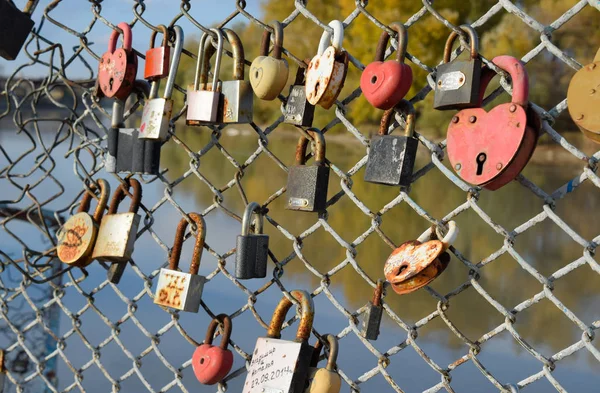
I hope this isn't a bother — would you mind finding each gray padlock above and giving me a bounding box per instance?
[235,202,268,279]
[364,100,418,187]
[139,25,184,141]
[0,0,36,60]
[286,129,329,213]
[186,28,223,125]
[284,60,315,127]
[361,279,384,340]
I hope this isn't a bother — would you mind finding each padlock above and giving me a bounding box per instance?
[304,335,341,393]
[567,47,600,143]
[186,28,223,125]
[92,178,142,263]
[433,25,482,111]
[235,202,269,279]
[98,22,138,101]
[361,279,384,340]
[144,25,171,81]
[286,129,330,213]
[106,81,161,175]
[250,21,289,101]
[57,179,110,267]
[0,348,5,391]
[361,22,413,110]
[284,60,316,127]
[306,20,349,110]
[0,0,36,60]
[139,25,184,141]
[243,290,315,393]
[154,213,207,313]
[447,55,539,190]
[364,100,418,187]
[192,314,234,385]
[384,221,458,295]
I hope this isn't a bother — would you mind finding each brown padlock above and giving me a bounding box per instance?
[567,48,600,143]
[144,25,171,81]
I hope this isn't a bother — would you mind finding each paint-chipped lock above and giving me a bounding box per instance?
[97,22,138,101]
[305,20,349,110]
[57,179,110,267]
[154,213,207,313]
[567,47,600,143]
[384,221,458,295]
[304,334,341,393]
[243,290,315,393]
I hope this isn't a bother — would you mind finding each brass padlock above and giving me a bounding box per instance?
[92,178,142,263]
[304,334,341,393]
[57,179,110,267]
[567,47,600,143]
[154,213,207,313]
[306,20,349,109]
[433,25,483,110]
[250,21,289,101]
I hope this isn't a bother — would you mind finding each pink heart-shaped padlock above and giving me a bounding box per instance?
[192,315,234,385]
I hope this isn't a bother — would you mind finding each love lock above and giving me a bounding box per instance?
[447,55,540,190]
[97,22,138,101]
[384,221,458,295]
[192,314,234,385]
[250,21,289,101]
[144,25,170,81]
[567,47,600,143]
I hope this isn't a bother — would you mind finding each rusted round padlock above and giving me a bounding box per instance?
[384,221,458,295]
[567,48,600,143]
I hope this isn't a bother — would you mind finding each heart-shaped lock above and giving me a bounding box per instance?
[447,55,539,190]
[567,47,600,143]
[98,22,138,101]
[305,20,349,109]
[192,314,234,385]
[250,21,289,101]
[384,221,458,295]
[361,22,413,110]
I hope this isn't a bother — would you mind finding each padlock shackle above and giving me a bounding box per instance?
[260,21,284,60]
[78,179,110,222]
[23,0,39,15]
[194,28,223,92]
[492,55,529,107]
[169,213,206,275]
[443,24,479,64]
[149,25,168,50]
[223,28,245,81]
[417,221,458,252]
[374,22,408,64]
[111,80,150,128]
[107,22,133,54]
[295,129,327,166]
[267,290,314,342]
[108,178,142,215]
[317,20,344,56]
[378,100,415,138]
[163,25,184,100]
[312,334,339,371]
[372,279,384,306]
[241,202,264,236]
[204,314,232,351]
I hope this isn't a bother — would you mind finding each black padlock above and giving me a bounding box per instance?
[364,100,418,187]
[433,25,483,110]
[0,0,36,60]
[284,60,316,127]
[235,202,269,279]
[362,279,384,340]
[286,129,330,213]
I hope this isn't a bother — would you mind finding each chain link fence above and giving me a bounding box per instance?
[1,0,600,392]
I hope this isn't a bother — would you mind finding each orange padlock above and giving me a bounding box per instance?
[144,24,171,80]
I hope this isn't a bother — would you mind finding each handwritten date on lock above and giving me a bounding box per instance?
[248,346,294,390]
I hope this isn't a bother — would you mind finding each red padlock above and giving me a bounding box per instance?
[447,55,539,190]
[97,22,138,101]
[360,22,413,110]
[144,24,171,80]
[192,314,234,385]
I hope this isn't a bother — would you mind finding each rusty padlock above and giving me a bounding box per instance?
[57,180,110,267]
[144,25,171,81]
[98,22,138,101]
[433,25,482,110]
[361,279,384,340]
[154,213,207,313]
[361,22,413,110]
[192,314,234,385]
[250,21,289,101]
[567,47,600,143]
[284,60,316,127]
[447,55,539,190]
[384,221,457,295]
[305,20,349,109]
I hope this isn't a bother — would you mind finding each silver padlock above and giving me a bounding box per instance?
[186,28,223,125]
[154,213,207,313]
[139,25,184,141]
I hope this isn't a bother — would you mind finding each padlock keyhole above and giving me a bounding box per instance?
[371,75,377,84]
[476,153,487,176]
[109,78,114,90]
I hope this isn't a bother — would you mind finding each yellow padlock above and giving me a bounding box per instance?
[250,21,289,101]
[305,334,341,393]
[567,47,600,143]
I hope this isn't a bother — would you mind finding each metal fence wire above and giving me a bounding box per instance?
[1,0,600,392]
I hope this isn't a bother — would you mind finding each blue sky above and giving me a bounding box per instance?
[2,0,263,78]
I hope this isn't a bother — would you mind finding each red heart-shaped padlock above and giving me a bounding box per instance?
[97,22,137,101]
[361,23,413,110]
[192,314,234,385]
